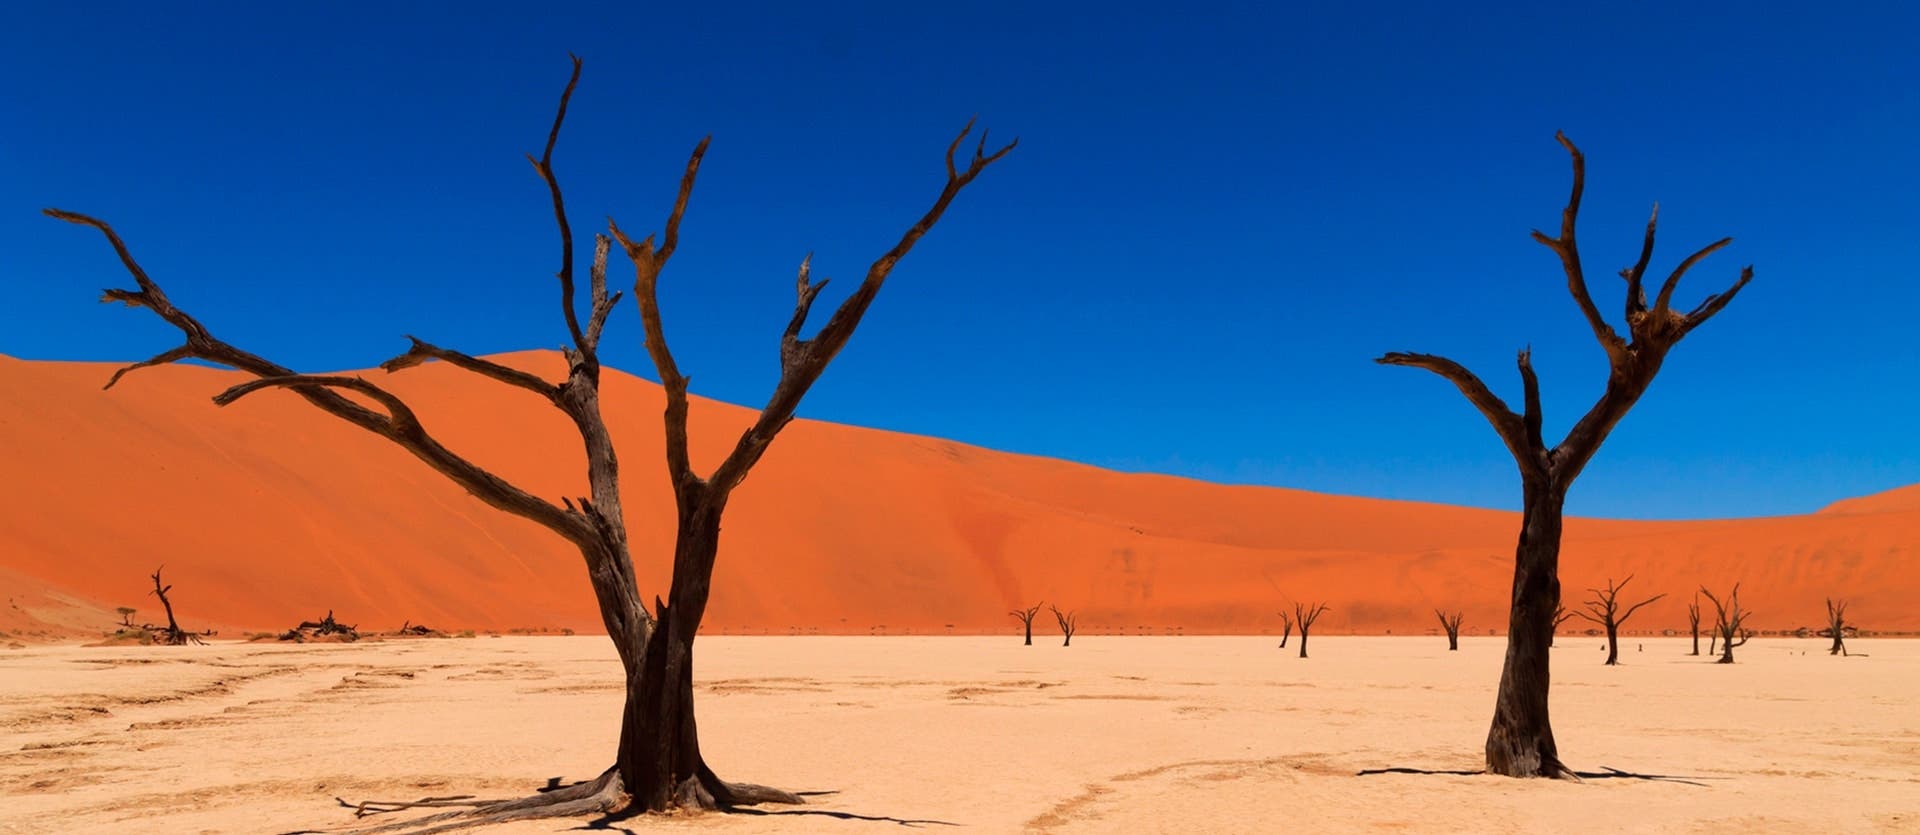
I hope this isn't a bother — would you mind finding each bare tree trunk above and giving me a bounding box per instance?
[1484,484,1568,778]
[1826,598,1849,657]
[1378,132,1752,778]
[1010,604,1041,646]
[1435,609,1464,651]
[1687,595,1702,656]
[1293,602,1327,659]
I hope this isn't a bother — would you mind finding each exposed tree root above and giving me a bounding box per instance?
[336,767,626,835]
[333,764,803,834]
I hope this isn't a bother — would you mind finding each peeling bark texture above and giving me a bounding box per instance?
[1570,575,1663,665]
[1823,598,1850,656]
[1435,609,1464,651]
[1293,602,1329,659]
[1277,611,1295,649]
[1376,132,1753,777]
[49,55,1013,831]
[1010,603,1042,646]
[1050,605,1078,647]
[1702,584,1752,664]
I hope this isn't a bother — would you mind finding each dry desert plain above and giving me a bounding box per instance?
[2,635,1917,834]
[5,354,1920,832]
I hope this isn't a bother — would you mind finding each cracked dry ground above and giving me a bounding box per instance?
[2,636,1916,833]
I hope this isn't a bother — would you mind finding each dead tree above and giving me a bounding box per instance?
[1436,609,1465,651]
[282,610,361,642]
[49,56,1013,826]
[1687,593,1703,656]
[1822,598,1850,656]
[1701,584,1752,664]
[1570,575,1663,665]
[116,607,136,628]
[1377,133,1753,777]
[1277,610,1295,649]
[146,567,203,646]
[1010,603,1042,646]
[1293,602,1329,659]
[1549,605,1575,647]
[1050,605,1078,647]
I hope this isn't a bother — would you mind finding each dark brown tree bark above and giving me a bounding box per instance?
[1277,611,1295,649]
[1823,598,1850,656]
[1050,605,1078,647]
[49,56,1013,829]
[147,567,203,646]
[1687,593,1703,656]
[1010,603,1042,646]
[1701,584,1752,664]
[1293,602,1329,659]
[1377,133,1753,777]
[1436,609,1464,651]
[1570,575,1663,665]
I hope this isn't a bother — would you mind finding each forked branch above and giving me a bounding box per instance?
[44,213,590,550]
[612,119,1016,500]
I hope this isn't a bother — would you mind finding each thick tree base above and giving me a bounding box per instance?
[337,765,801,834]
[1485,734,1579,780]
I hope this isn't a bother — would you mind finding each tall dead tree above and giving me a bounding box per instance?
[49,57,1013,827]
[1377,133,1753,777]
[1822,598,1850,656]
[1686,593,1703,656]
[1435,609,1465,651]
[1570,575,1663,665]
[1277,610,1295,649]
[1049,605,1078,647]
[147,566,204,646]
[1010,603,1043,646]
[1701,584,1752,664]
[1293,602,1329,659]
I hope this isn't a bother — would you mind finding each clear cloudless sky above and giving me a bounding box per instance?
[3,2,1915,520]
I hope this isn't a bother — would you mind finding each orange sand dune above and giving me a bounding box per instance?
[2,351,1915,638]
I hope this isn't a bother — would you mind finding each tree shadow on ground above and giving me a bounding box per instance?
[1356,765,1719,787]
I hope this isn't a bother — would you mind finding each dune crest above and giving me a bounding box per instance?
[2,351,1915,638]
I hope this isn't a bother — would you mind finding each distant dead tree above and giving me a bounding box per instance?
[1009,603,1043,646]
[1570,576,1663,665]
[145,567,204,646]
[1549,605,1576,647]
[281,610,360,642]
[1821,598,1851,656]
[50,56,1013,825]
[1701,584,1753,664]
[1686,593,1703,656]
[1050,605,1078,647]
[116,606,136,628]
[1377,133,1752,777]
[1293,602,1330,659]
[1435,609,1465,651]
[1277,610,1295,649]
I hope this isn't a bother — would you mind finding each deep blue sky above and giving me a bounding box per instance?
[4,3,1915,520]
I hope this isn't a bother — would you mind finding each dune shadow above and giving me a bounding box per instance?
[1356,764,1717,787]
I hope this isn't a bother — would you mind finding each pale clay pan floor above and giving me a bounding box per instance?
[1,636,1916,834]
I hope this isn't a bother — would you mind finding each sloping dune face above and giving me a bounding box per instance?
[2,351,1915,638]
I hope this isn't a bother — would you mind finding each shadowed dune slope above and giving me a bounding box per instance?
[2,351,1915,637]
